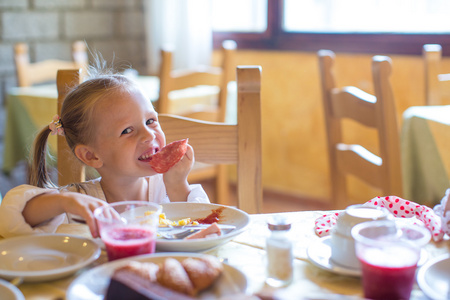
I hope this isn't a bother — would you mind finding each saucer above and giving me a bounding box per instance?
[417,253,450,300]
[0,279,24,300]
[307,236,429,278]
[307,236,361,277]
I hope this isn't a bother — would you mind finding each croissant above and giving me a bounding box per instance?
[107,256,223,299]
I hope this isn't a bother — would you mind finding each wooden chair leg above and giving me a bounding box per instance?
[215,164,230,206]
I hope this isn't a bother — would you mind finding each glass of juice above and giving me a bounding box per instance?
[351,220,431,300]
[94,201,161,261]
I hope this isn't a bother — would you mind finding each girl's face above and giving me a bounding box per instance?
[90,88,165,178]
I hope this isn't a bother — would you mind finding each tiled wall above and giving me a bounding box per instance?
[0,0,147,110]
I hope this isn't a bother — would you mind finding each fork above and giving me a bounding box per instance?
[159,228,201,240]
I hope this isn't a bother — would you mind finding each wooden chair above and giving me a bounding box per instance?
[318,50,403,208]
[158,40,237,205]
[423,44,450,105]
[56,66,262,214]
[56,69,85,187]
[15,41,88,87]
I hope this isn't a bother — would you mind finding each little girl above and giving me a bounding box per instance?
[0,62,209,238]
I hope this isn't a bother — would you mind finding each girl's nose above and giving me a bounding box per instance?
[141,127,156,143]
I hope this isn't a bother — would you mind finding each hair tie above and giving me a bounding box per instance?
[49,115,65,136]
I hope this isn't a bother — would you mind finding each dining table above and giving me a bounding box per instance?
[401,105,450,207]
[3,209,448,300]
[2,76,236,174]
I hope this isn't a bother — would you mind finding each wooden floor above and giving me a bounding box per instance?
[199,179,331,213]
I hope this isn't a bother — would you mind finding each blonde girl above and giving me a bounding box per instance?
[0,63,209,238]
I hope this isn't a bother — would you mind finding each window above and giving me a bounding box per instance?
[212,0,267,33]
[212,0,450,55]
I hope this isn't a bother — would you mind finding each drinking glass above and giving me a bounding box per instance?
[94,201,161,261]
[352,220,431,300]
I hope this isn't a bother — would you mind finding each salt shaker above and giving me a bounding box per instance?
[265,216,293,287]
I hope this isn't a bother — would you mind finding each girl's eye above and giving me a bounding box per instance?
[121,128,132,135]
[146,118,155,125]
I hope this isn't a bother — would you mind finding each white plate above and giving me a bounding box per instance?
[156,203,250,252]
[66,252,247,300]
[417,253,450,300]
[0,234,101,282]
[0,279,24,300]
[307,236,361,277]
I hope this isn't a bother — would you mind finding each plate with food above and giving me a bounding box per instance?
[66,252,247,300]
[0,234,101,282]
[154,202,250,252]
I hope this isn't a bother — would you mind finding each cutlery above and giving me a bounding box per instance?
[158,224,236,231]
[159,229,201,240]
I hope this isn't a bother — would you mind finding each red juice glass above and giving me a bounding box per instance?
[94,201,161,261]
[351,220,431,300]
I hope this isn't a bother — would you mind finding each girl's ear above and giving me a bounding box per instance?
[74,144,103,168]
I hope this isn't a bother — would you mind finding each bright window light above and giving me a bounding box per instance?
[284,0,450,33]
[211,0,268,32]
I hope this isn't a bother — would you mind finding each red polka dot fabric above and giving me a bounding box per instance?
[315,196,446,242]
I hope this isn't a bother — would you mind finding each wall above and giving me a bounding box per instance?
[230,50,431,208]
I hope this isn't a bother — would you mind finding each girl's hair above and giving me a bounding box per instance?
[28,58,141,188]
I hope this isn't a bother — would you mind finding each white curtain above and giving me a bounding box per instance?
[143,0,213,75]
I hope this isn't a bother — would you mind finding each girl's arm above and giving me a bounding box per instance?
[163,145,194,202]
[22,191,108,237]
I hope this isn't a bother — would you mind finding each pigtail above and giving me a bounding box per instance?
[28,127,57,188]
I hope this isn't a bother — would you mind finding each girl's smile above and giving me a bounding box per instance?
[138,146,160,162]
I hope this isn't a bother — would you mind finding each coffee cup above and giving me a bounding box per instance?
[330,204,390,269]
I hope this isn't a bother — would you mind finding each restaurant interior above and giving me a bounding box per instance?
[1,0,450,210]
[0,1,449,299]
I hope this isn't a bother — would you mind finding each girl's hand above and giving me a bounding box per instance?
[163,144,194,202]
[60,192,109,238]
[22,192,109,238]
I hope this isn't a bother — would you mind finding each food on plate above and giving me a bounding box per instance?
[194,207,225,224]
[105,256,223,298]
[184,222,222,240]
[145,210,200,227]
[149,138,188,173]
[106,263,194,300]
[117,261,159,281]
[158,213,199,227]
[181,255,223,291]
[158,258,195,295]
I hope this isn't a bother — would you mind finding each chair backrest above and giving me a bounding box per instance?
[15,41,88,87]
[158,40,237,122]
[56,69,85,187]
[318,50,402,208]
[423,44,450,105]
[160,66,262,213]
[55,66,262,213]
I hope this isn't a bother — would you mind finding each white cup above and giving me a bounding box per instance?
[330,204,391,269]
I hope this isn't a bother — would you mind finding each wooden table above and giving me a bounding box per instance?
[7,210,448,300]
[401,105,450,207]
[2,77,234,174]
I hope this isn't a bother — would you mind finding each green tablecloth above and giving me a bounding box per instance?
[3,84,58,174]
[401,105,450,206]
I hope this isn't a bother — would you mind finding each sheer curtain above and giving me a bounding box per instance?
[143,0,213,75]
